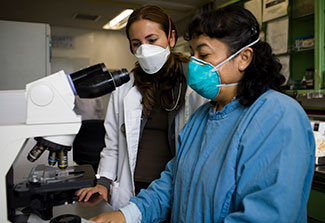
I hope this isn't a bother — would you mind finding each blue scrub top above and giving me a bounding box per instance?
[131,90,315,223]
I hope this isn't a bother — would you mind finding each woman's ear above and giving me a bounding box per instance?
[238,48,253,71]
[169,30,176,49]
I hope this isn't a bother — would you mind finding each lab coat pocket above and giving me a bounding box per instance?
[110,181,133,210]
[110,181,120,210]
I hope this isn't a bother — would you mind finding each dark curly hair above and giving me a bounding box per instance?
[126,5,188,117]
[184,6,285,106]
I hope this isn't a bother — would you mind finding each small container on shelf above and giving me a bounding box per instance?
[295,35,314,51]
[305,68,314,89]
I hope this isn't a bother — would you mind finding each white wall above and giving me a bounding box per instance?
[0,20,51,90]
[51,26,136,72]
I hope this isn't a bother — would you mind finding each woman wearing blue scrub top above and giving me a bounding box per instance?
[90,6,315,223]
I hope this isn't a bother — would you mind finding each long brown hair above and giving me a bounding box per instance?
[126,5,189,117]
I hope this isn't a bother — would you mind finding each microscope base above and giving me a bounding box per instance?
[8,164,96,221]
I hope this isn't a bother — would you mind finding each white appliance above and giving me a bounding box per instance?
[0,20,51,90]
[0,63,129,222]
[0,70,81,222]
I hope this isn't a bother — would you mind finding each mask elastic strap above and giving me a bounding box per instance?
[215,38,260,87]
[216,83,238,87]
[212,38,260,71]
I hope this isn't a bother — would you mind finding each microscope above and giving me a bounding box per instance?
[0,63,130,222]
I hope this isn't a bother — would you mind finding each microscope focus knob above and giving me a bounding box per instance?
[30,198,42,210]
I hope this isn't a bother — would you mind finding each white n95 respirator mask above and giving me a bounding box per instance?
[135,44,170,74]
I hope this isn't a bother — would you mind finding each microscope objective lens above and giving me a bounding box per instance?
[58,150,68,169]
[27,145,46,162]
[48,151,57,166]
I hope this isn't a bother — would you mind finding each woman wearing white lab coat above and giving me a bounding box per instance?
[98,72,206,209]
[77,5,207,210]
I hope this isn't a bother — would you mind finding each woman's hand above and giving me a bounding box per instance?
[90,211,126,223]
[76,184,108,202]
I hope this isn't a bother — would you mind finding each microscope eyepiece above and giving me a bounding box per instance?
[69,63,130,98]
[111,68,130,87]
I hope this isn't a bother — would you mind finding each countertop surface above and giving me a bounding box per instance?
[312,165,325,192]
[20,194,113,223]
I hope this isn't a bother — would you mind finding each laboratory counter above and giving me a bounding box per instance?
[307,166,325,222]
[19,194,113,223]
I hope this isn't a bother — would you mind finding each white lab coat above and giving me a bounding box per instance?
[97,73,207,210]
